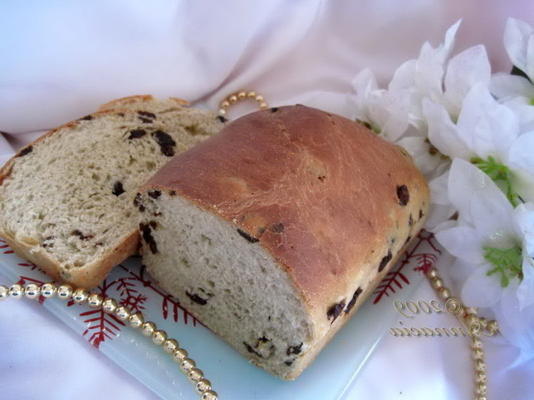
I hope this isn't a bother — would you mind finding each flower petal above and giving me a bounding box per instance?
[514,203,534,257]
[462,265,503,308]
[389,59,416,92]
[423,98,472,159]
[435,225,485,264]
[436,19,462,64]
[457,84,519,160]
[468,186,517,247]
[395,136,448,177]
[447,159,514,229]
[425,203,456,232]
[495,282,534,358]
[518,256,534,310]
[444,45,491,117]
[504,18,534,79]
[501,97,534,132]
[509,132,534,176]
[350,68,379,121]
[429,170,450,206]
[449,256,478,284]
[490,73,534,99]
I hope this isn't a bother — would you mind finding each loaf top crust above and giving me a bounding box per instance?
[143,105,429,312]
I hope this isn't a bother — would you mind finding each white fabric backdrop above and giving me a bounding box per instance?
[1,1,533,399]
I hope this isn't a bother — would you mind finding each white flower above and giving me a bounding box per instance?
[436,159,534,357]
[350,68,411,142]
[349,70,449,182]
[424,83,534,205]
[491,18,534,132]
[389,21,491,127]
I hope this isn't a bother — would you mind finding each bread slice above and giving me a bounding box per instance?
[137,105,429,379]
[0,96,225,288]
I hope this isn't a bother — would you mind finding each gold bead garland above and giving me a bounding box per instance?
[426,268,499,400]
[218,90,269,117]
[0,282,218,400]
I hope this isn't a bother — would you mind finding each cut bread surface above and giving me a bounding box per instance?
[138,191,314,379]
[0,99,224,287]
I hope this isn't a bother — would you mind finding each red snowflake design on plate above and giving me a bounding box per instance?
[67,279,128,349]
[0,238,200,349]
[0,238,14,254]
[372,230,441,304]
[118,264,199,326]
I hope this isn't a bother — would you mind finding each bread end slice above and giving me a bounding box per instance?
[0,98,224,288]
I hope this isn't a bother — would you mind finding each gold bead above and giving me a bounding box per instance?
[41,283,57,298]
[476,383,487,395]
[9,284,24,298]
[87,293,103,308]
[220,100,230,108]
[247,91,257,98]
[259,102,268,109]
[445,297,463,315]
[475,359,486,372]
[431,278,443,290]
[0,285,8,300]
[475,371,487,384]
[486,320,499,335]
[218,108,226,116]
[467,314,484,333]
[439,288,451,300]
[115,306,131,321]
[102,298,118,314]
[57,284,73,300]
[188,367,204,382]
[72,288,89,304]
[173,348,188,362]
[472,337,483,350]
[24,283,40,300]
[180,357,196,373]
[129,312,145,328]
[255,95,264,102]
[201,390,218,400]
[427,268,438,279]
[229,95,237,104]
[141,321,156,336]
[163,339,179,354]
[237,91,246,99]
[152,330,167,345]
[196,378,212,394]
[473,349,484,361]
[465,307,478,316]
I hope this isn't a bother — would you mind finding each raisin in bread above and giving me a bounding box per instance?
[137,105,429,380]
[0,96,225,288]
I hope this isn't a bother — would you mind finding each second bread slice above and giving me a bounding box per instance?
[0,96,225,288]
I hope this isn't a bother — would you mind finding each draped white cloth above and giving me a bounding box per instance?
[1,1,533,399]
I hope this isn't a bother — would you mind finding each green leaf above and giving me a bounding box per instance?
[483,245,523,288]
[471,156,521,207]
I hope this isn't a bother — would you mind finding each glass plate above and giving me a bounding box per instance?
[0,231,443,399]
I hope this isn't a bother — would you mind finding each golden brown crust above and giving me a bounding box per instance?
[98,94,189,112]
[0,230,138,289]
[143,105,429,312]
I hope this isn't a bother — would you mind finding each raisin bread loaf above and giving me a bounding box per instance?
[0,96,225,288]
[137,105,429,380]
